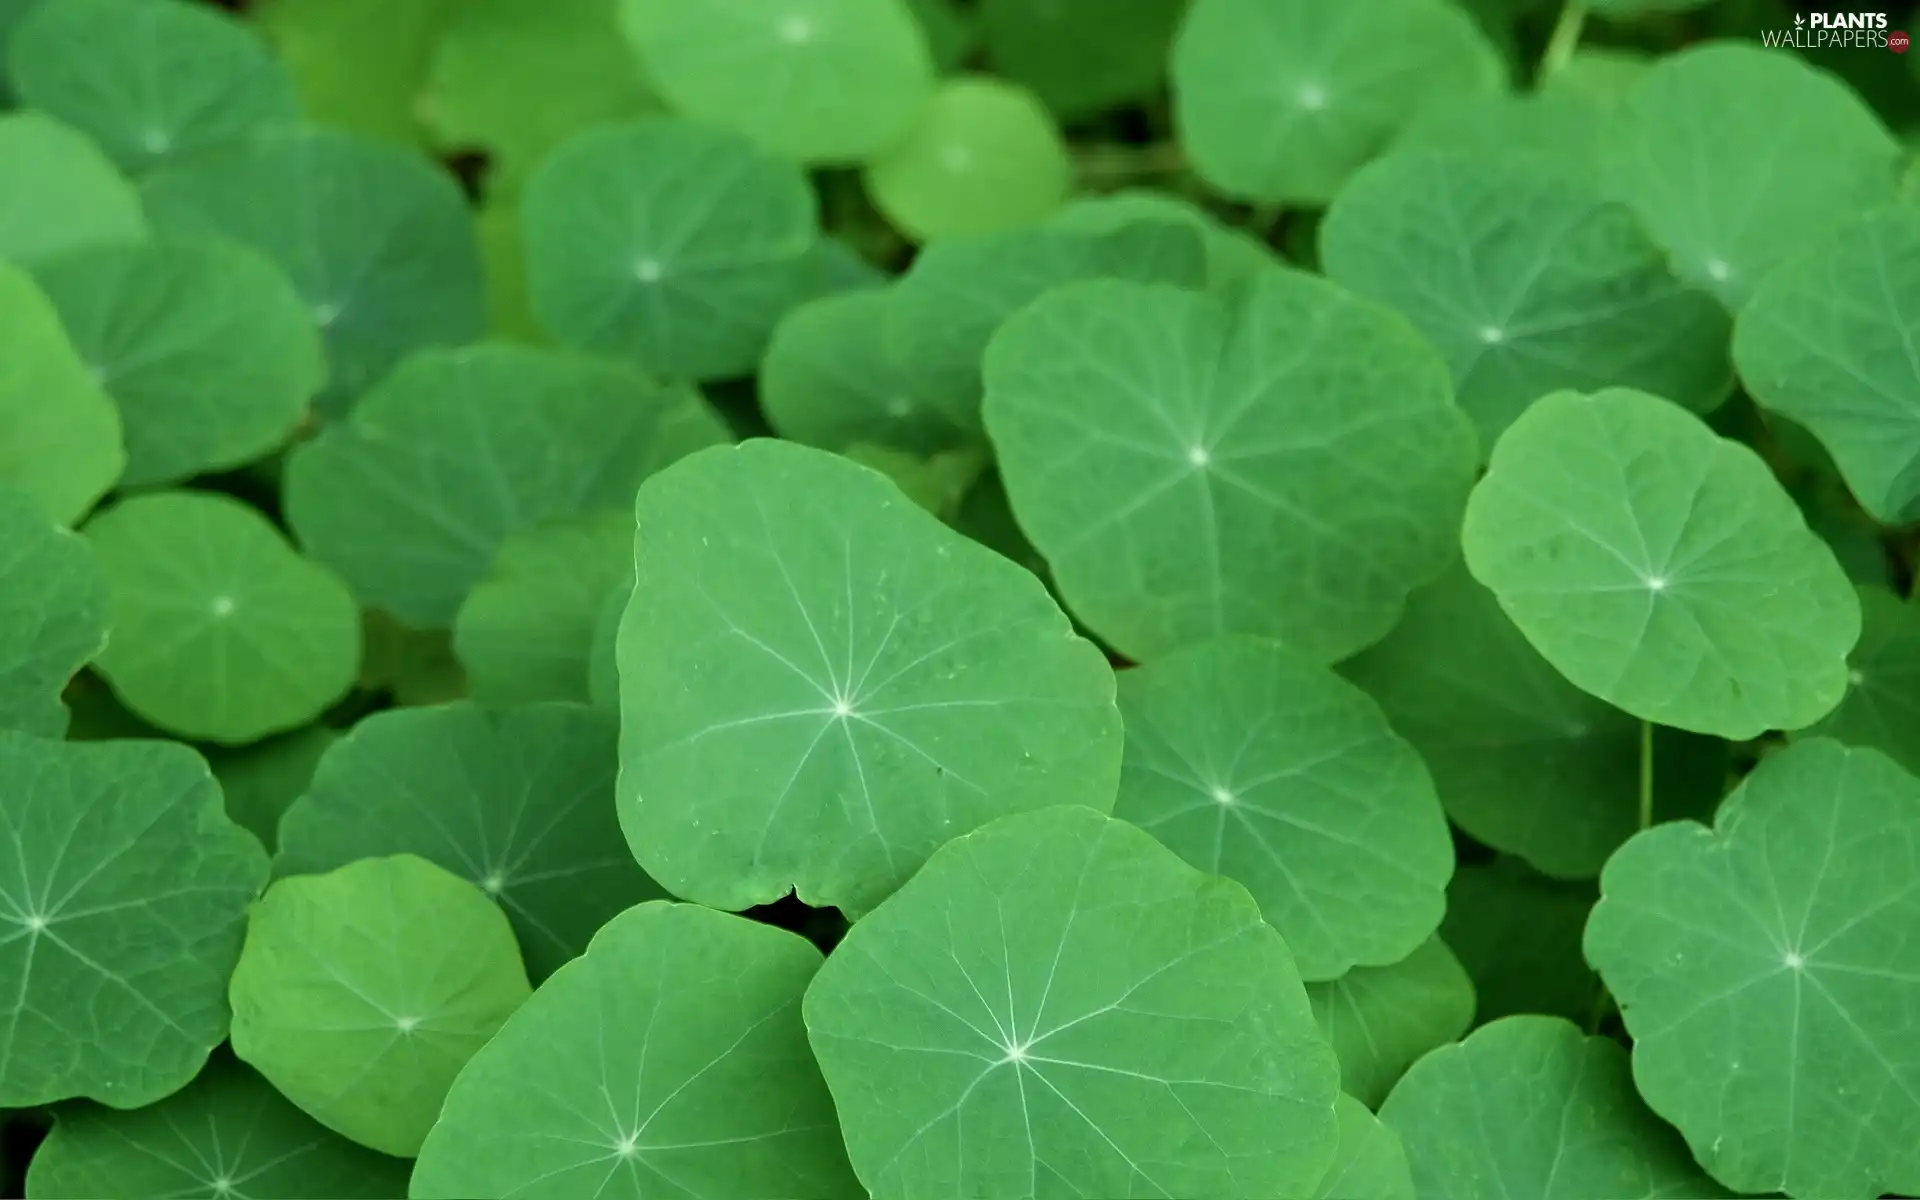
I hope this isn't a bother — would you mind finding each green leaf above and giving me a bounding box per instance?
[411,902,861,1200]
[1378,1015,1732,1199]
[85,491,361,745]
[588,582,626,712]
[1170,0,1504,205]
[1461,387,1860,740]
[1733,206,1920,524]
[0,484,107,737]
[453,512,633,705]
[228,854,533,1157]
[983,271,1478,664]
[34,239,326,488]
[617,440,1122,914]
[1311,1094,1416,1200]
[208,725,336,855]
[357,611,468,707]
[1342,559,1729,879]
[1306,938,1476,1109]
[23,1050,411,1200]
[619,0,934,164]
[864,76,1072,241]
[1440,858,1601,1025]
[9,0,297,174]
[140,126,486,413]
[904,0,975,71]
[839,443,982,520]
[1048,190,1279,291]
[1604,42,1900,309]
[1116,635,1453,980]
[803,805,1343,1199]
[0,112,148,266]
[0,261,124,525]
[1798,585,1920,776]
[250,0,457,144]
[276,702,663,981]
[1321,147,1732,447]
[1585,737,1920,1199]
[284,343,728,630]
[1392,90,1612,182]
[0,733,267,1108]
[522,118,820,381]
[976,0,1183,119]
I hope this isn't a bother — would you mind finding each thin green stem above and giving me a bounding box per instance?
[1539,0,1588,78]
[1638,719,1655,831]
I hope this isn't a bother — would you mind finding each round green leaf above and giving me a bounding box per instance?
[1170,0,1504,205]
[1115,635,1454,980]
[1311,1095,1415,1200]
[1798,585,1920,776]
[9,0,297,175]
[1585,738,1920,1199]
[1321,147,1732,447]
[983,271,1478,664]
[86,491,362,745]
[453,512,633,705]
[1378,1016,1732,1200]
[976,0,1183,118]
[0,734,267,1108]
[0,484,107,737]
[1734,207,1920,524]
[1461,387,1860,740]
[0,112,148,266]
[228,854,533,1157]
[23,1051,411,1200]
[617,440,1122,914]
[1048,190,1278,291]
[588,582,625,712]
[522,118,819,381]
[0,259,124,524]
[34,239,325,488]
[1440,859,1600,1025]
[251,0,456,144]
[1306,938,1476,1109]
[1392,90,1612,183]
[1342,559,1730,879]
[1604,42,1900,309]
[284,343,729,630]
[803,805,1343,1200]
[140,126,486,413]
[619,0,934,163]
[864,76,1072,241]
[412,902,861,1200]
[208,725,335,855]
[276,702,663,981]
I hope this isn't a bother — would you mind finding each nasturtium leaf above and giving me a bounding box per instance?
[1605,42,1900,309]
[1798,586,1920,776]
[1170,0,1504,205]
[412,902,861,1200]
[864,76,1072,241]
[358,612,468,707]
[1441,859,1600,1024]
[588,583,625,711]
[34,239,325,488]
[984,271,1478,664]
[9,0,297,175]
[209,725,335,855]
[1585,738,1920,1199]
[1048,190,1278,290]
[250,0,456,144]
[976,0,1183,118]
[1312,1095,1415,1200]
[762,287,972,455]
[1116,635,1454,979]
[618,440,1122,914]
[1379,1016,1732,1200]
[1545,47,1651,104]
[620,0,934,164]
[0,0,42,100]
[0,734,267,1108]
[0,485,107,737]
[1306,937,1476,1109]
[1392,90,1611,182]
[905,0,975,71]
[23,1051,411,1200]
[840,443,982,520]
[1734,207,1920,524]
[1321,147,1732,445]
[522,118,820,381]
[285,343,728,630]
[85,491,361,745]
[453,512,632,705]
[890,220,1206,438]
[0,112,147,267]
[1461,387,1860,740]
[0,262,124,525]
[141,126,487,413]
[229,854,533,1157]
[805,805,1342,1198]
[1342,559,1729,879]
[277,702,662,981]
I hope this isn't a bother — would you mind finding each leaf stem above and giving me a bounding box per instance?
[1638,719,1654,831]
[1539,0,1587,78]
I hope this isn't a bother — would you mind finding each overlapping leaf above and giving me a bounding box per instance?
[0,112,147,266]
[0,259,124,526]
[976,0,1182,118]
[1440,859,1601,1025]
[1305,937,1476,1108]
[1312,1095,1415,1200]
[1798,585,1920,776]
[0,485,107,737]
